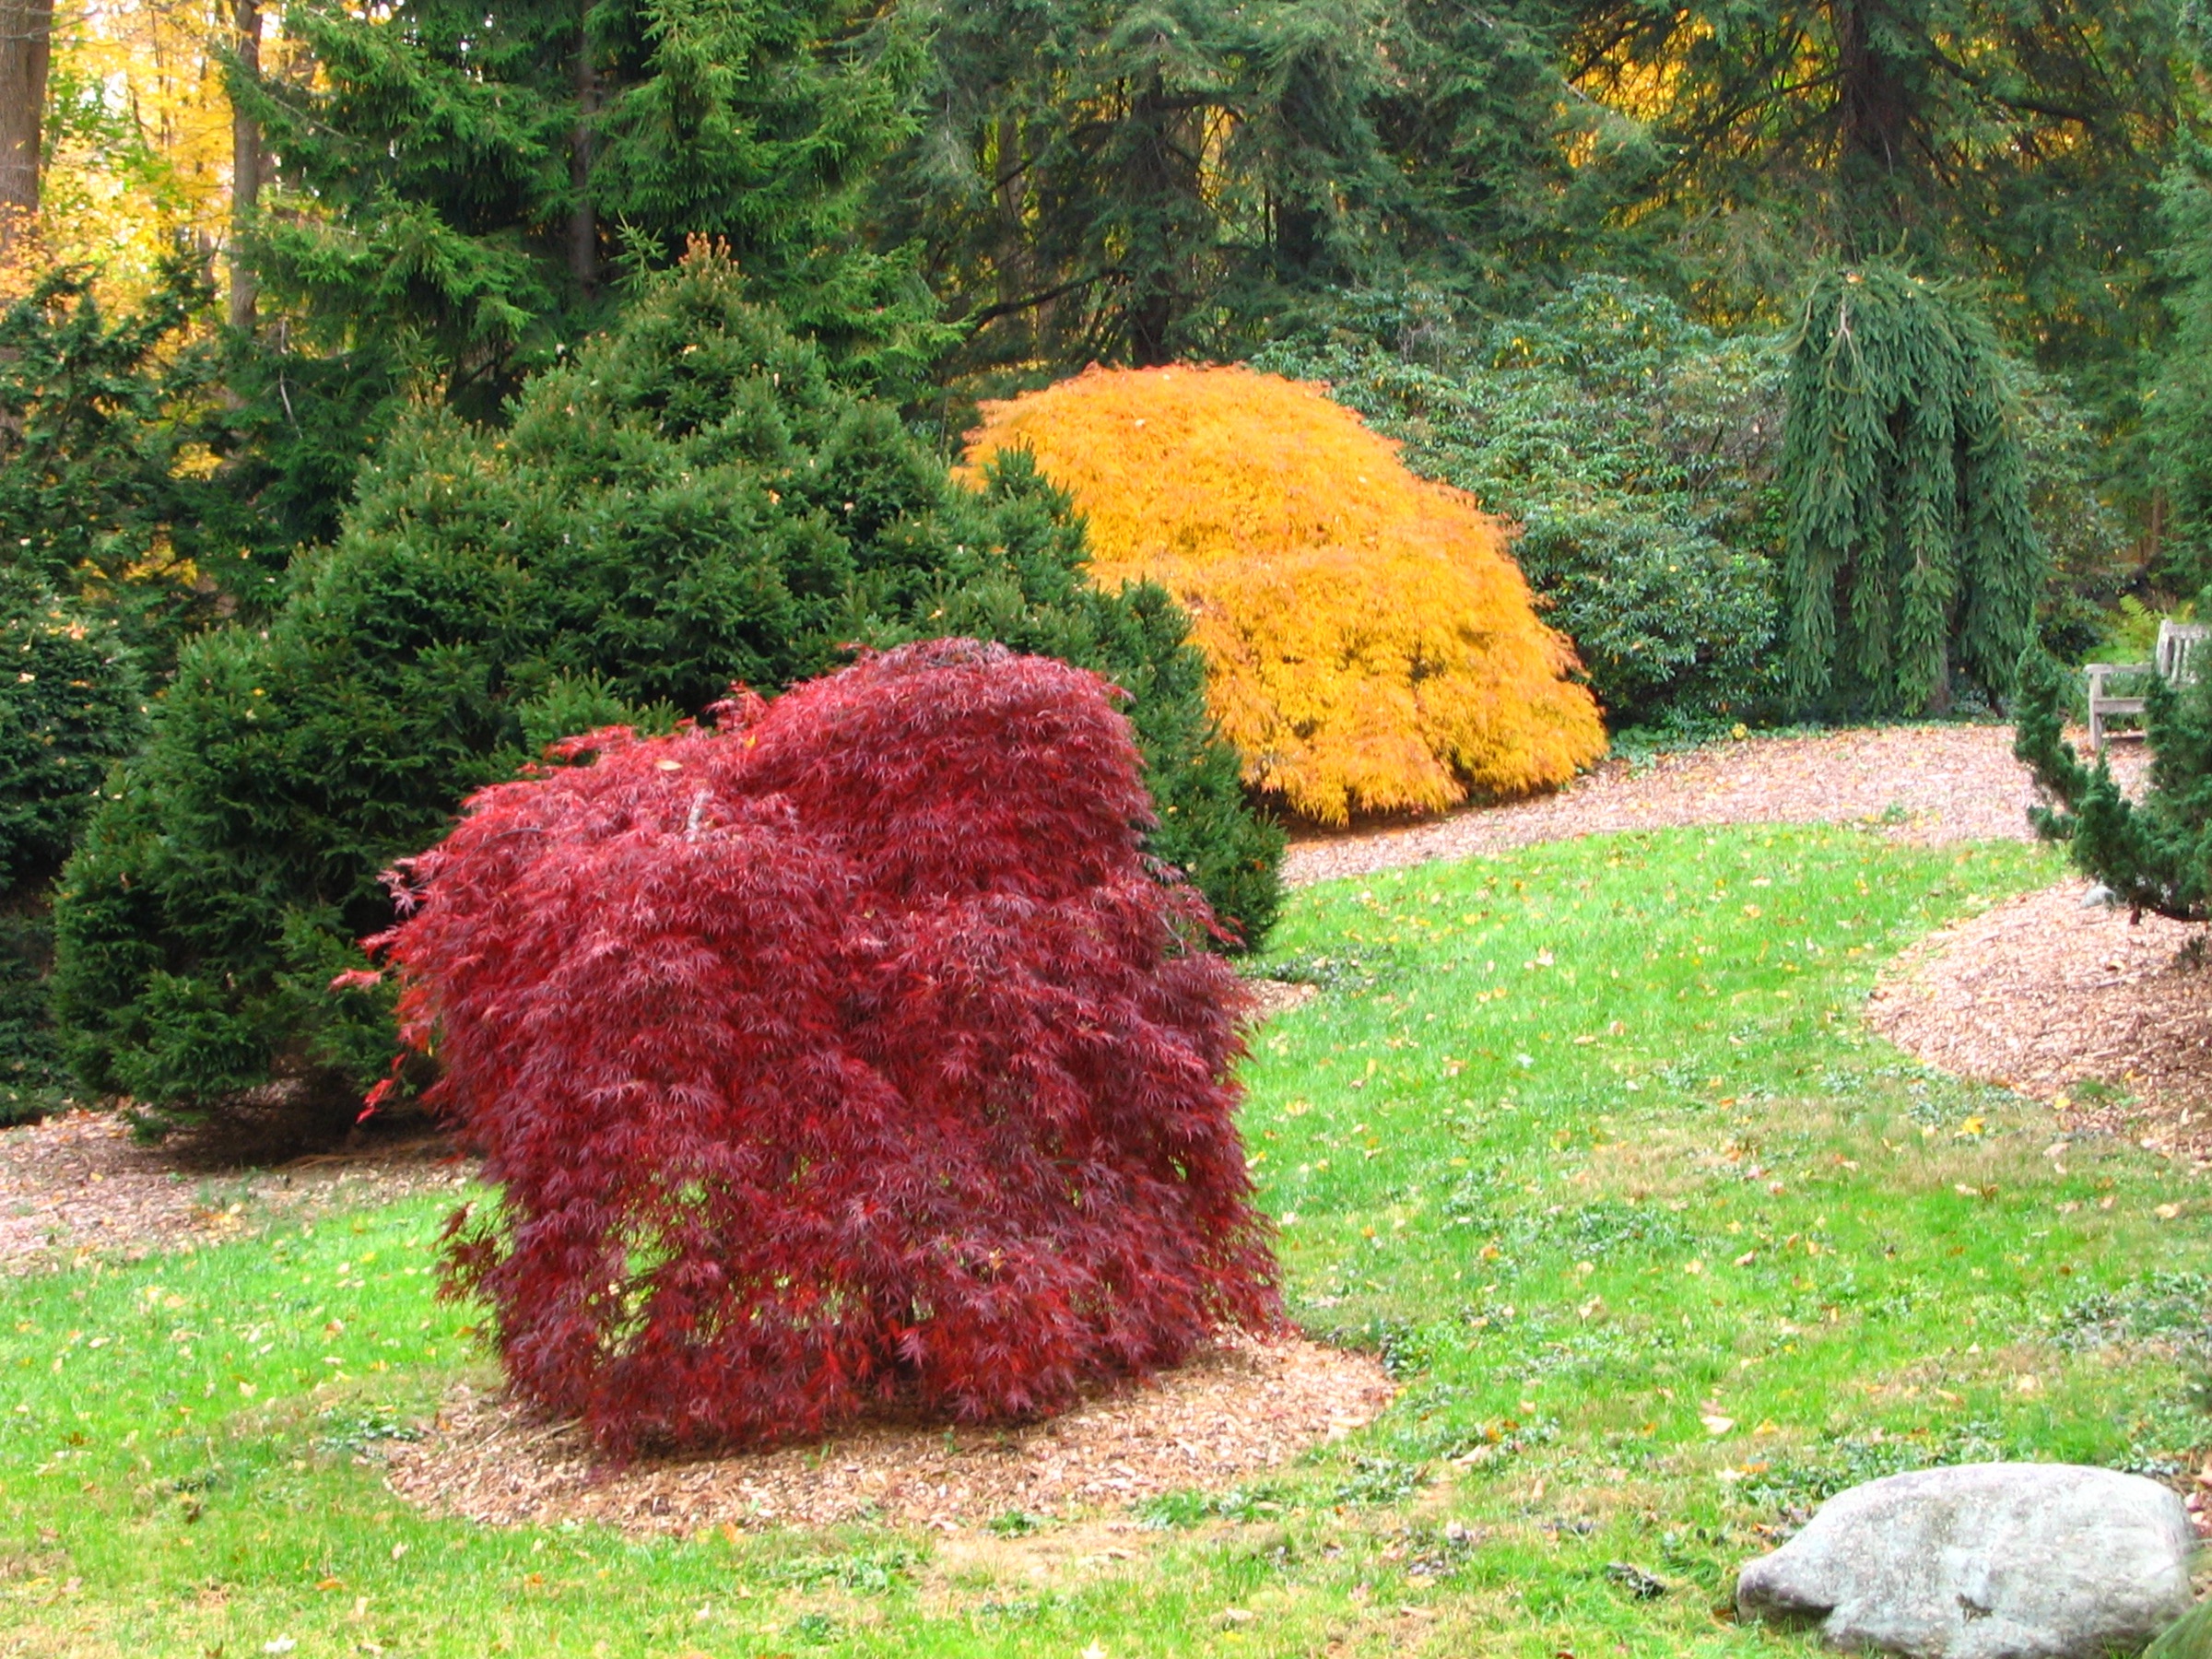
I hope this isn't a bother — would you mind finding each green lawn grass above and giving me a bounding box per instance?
[6,825,2207,1657]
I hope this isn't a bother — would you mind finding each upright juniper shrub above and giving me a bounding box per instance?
[0,576,146,1122]
[372,641,1280,1453]
[53,253,1279,1145]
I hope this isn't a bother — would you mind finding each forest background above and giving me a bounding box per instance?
[5,0,2212,1132]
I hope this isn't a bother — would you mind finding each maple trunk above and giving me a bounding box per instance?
[0,0,53,251]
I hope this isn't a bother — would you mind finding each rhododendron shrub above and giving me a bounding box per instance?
[961,364,1608,824]
[373,641,1279,1453]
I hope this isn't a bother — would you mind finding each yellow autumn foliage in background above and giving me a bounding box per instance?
[961,364,1607,824]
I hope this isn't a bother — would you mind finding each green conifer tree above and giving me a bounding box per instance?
[1779,265,2045,715]
[882,0,1403,371]
[52,253,1280,1145]
[2014,652,2212,920]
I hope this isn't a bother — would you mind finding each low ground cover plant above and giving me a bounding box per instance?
[52,253,1280,1148]
[961,364,1606,824]
[8,823,2206,1655]
[371,641,1279,1452]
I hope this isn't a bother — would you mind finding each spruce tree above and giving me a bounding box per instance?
[1779,265,2044,715]
[230,0,939,429]
[52,253,1280,1145]
[882,0,1402,371]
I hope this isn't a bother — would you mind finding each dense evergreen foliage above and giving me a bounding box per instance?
[0,576,145,1122]
[52,255,1278,1139]
[2015,651,2212,918]
[378,641,1278,1452]
[1779,266,2045,715]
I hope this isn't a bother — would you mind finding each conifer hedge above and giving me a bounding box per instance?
[52,254,1280,1141]
[2013,653,2212,919]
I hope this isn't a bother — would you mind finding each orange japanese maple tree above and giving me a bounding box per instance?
[962,365,1607,824]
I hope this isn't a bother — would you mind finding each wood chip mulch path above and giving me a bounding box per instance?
[385,1335,1394,1536]
[0,1110,474,1274]
[1284,724,2145,887]
[1870,879,2212,1164]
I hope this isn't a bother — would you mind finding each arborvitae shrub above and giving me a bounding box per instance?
[0,572,146,895]
[962,365,1606,825]
[0,575,146,1121]
[372,641,1280,1453]
[53,253,1279,1144]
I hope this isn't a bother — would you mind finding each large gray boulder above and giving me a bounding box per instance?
[1736,1463,2195,1658]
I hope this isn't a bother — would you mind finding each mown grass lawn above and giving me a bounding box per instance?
[6,824,2208,1657]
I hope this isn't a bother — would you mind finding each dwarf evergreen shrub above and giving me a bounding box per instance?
[372,641,1280,1453]
[962,365,1607,824]
[53,254,1278,1141]
[0,576,146,1120]
[2014,652,2212,918]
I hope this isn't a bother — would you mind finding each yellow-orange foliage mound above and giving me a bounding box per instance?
[962,365,1606,824]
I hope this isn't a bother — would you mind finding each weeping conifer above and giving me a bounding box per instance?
[1779,265,2044,715]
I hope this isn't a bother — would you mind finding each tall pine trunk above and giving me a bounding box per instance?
[1124,69,1193,367]
[1830,0,1920,248]
[0,0,53,253]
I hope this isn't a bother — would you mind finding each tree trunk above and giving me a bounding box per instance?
[568,29,598,299]
[0,0,54,253]
[228,0,261,330]
[1830,0,1919,249]
[1123,69,1193,367]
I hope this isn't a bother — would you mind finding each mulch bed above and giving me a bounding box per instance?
[1284,724,2145,887]
[385,1335,1394,1535]
[0,1110,473,1274]
[1870,880,2212,1164]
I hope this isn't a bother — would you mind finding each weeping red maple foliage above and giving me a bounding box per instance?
[363,640,1280,1455]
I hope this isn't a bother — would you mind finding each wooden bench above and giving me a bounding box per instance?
[2087,620,2211,752]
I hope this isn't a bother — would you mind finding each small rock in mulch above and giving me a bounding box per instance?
[0,1110,475,1273]
[1737,1464,2194,1659]
[1284,724,2146,888]
[1869,881,2212,1159]
[385,1335,1394,1536]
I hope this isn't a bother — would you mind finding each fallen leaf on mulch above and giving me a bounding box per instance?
[1869,879,2212,1160]
[386,1335,1394,1535]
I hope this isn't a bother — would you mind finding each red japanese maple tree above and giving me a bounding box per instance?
[369,640,1280,1453]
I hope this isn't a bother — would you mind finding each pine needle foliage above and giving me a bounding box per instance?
[2013,651,2212,920]
[371,641,1280,1454]
[52,255,1277,1144]
[1780,266,2045,715]
[961,365,1606,825]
